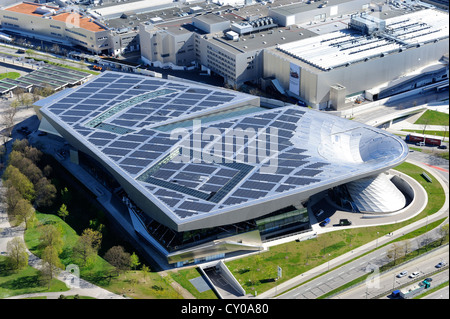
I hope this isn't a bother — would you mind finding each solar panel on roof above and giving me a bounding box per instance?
[249,173,283,183]
[120,158,152,167]
[242,181,276,191]
[103,147,132,156]
[233,189,266,199]
[128,150,160,159]
[174,209,196,219]
[109,140,141,149]
[199,184,222,193]
[284,176,320,186]
[294,169,321,177]
[88,138,111,146]
[119,134,149,142]
[121,165,143,175]
[179,201,214,213]
[151,169,177,180]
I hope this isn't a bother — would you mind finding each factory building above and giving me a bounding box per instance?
[0,1,111,54]
[263,8,449,109]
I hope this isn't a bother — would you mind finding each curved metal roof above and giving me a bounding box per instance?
[39,71,409,231]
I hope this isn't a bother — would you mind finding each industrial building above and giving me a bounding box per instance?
[37,71,409,266]
[268,0,372,27]
[138,0,448,104]
[0,1,111,54]
[138,0,376,85]
[263,7,449,109]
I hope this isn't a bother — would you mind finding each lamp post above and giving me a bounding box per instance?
[376,232,380,248]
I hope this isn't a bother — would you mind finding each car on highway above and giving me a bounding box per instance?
[435,261,446,268]
[397,271,408,278]
[438,145,447,149]
[409,271,420,278]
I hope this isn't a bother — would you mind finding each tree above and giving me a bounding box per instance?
[8,150,43,185]
[438,224,449,244]
[43,165,52,177]
[130,252,140,270]
[73,228,102,267]
[12,198,35,230]
[57,203,69,221]
[35,177,57,207]
[0,144,6,164]
[1,104,18,146]
[39,224,64,254]
[41,246,62,288]
[60,187,72,204]
[104,245,131,273]
[12,139,29,153]
[4,185,22,215]
[386,243,405,265]
[6,237,28,271]
[23,145,43,164]
[141,264,150,282]
[3,165,35,202]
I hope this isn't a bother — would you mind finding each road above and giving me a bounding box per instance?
[277,228,448,299]
[351,89,449,125]
[423,286,449,299]
[332,245,448,299]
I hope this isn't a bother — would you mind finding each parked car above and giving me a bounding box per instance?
[435,261,446,268]
[397,271,408,278]
[409,271,420,278]
[338,219,352,226]
[319,218,330,227]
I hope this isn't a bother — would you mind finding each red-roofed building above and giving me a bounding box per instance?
[0,1,111,54]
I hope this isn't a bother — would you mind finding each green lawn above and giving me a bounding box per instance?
[169,268,218,299]
[414,110,449,126]
[0,72,21,80]
[25,212,115,280]
[0,255,69,299]
[23,211,184,299]
[224,162,446,295]
[402,129,448,138]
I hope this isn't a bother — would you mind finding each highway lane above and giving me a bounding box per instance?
[423,286,449,300]
[332,245,448,299]
[277,227,448,299]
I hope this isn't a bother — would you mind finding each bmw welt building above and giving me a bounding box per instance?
[37,71,409,266]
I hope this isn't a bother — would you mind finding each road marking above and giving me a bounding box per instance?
[423,163,449,173]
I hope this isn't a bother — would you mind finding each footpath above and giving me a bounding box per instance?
[0,180,126,300]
